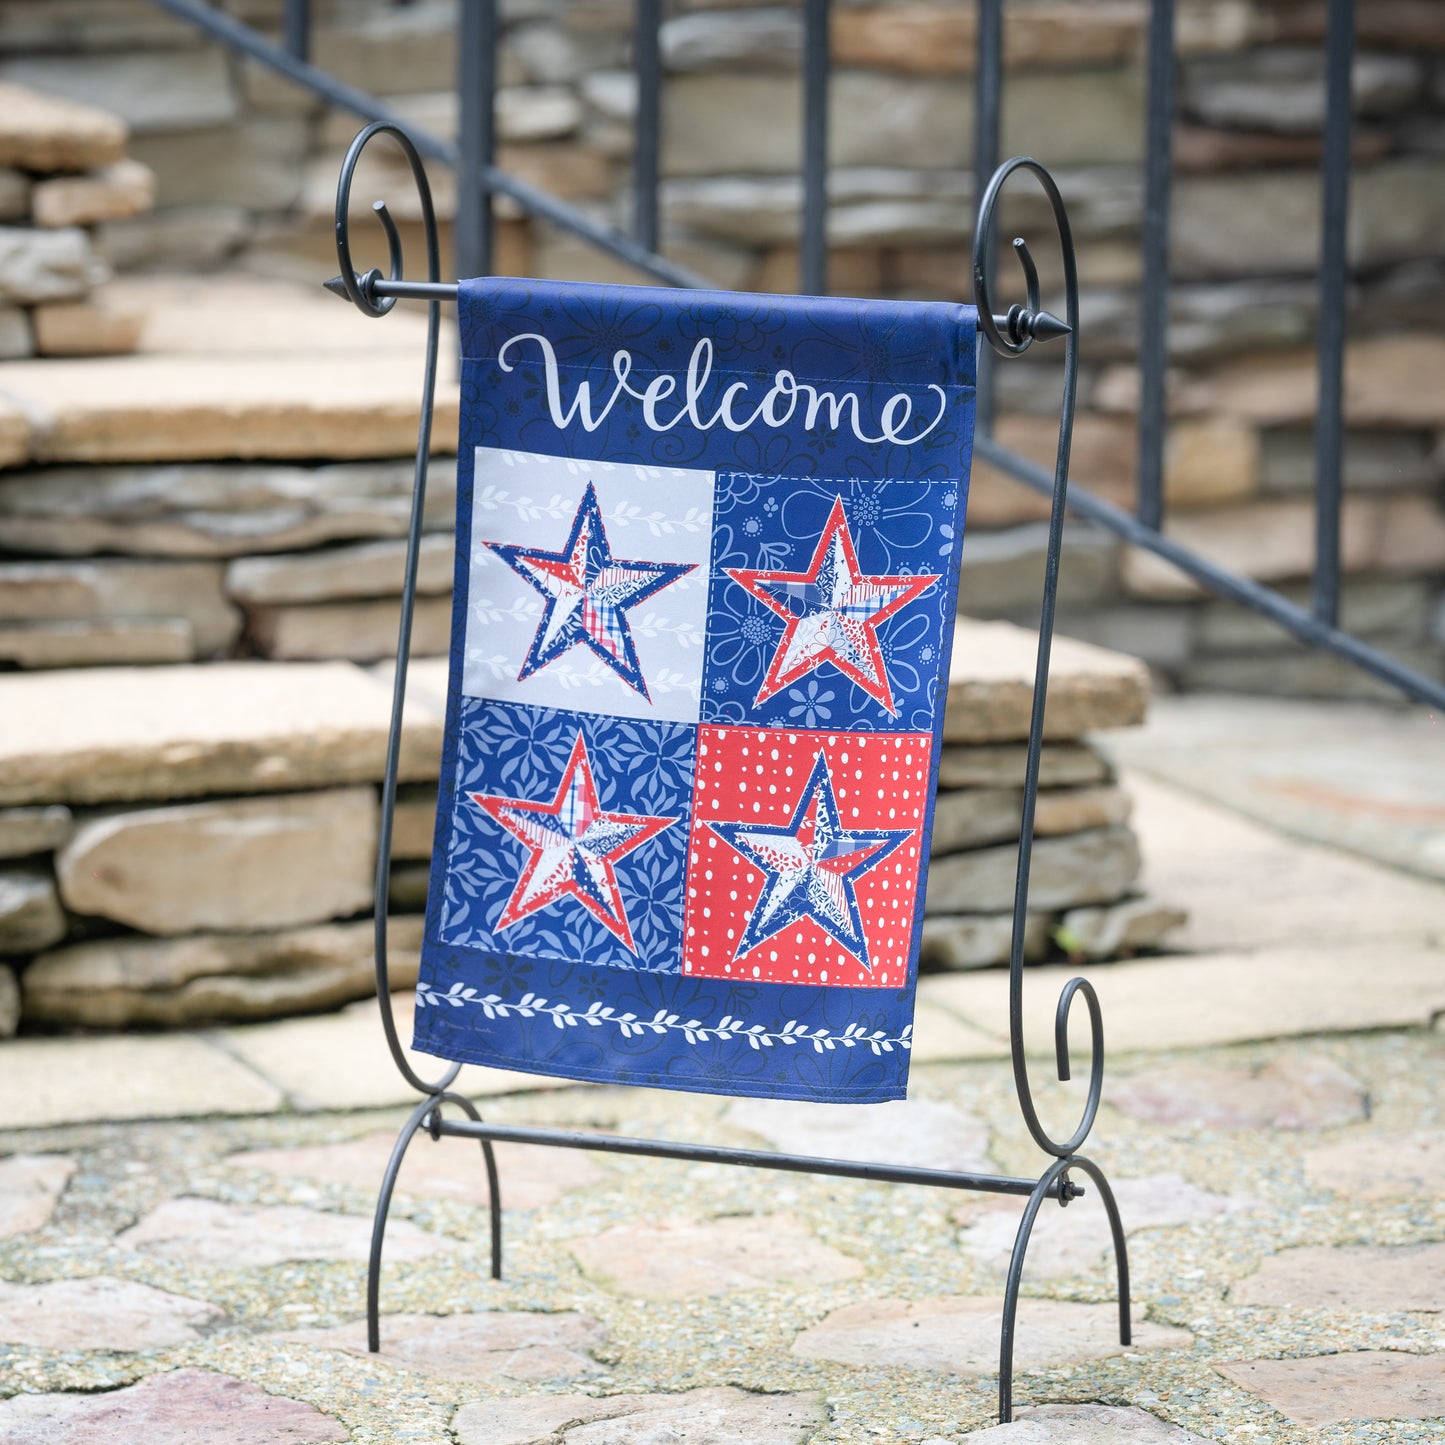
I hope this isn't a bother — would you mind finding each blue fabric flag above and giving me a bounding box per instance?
[412,280,977,1103]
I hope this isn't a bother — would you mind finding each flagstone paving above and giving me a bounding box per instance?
[962,1404,1215,1442]
[451,1385,828,1445]
[0,1155,73,1238]
[1231,1241,1445,1313]
[0,1030,285,1130]
[722,1096,993,1170]
[1303,1128,1445,1200]
[0,1367,351,1443]
[214,992,574,1115]
[0,1275,223,1351]
[1106,694,1445,885]
[1109,1055,1370,1131]
[117,1195,459,1269]
[953,1174,1261,1281]
[792,1298,1191,1373]
[1215,1354,1445,1429]
[570,1213,866,1301]
[1,765,1444,1442]
[227,1133,605,1212]
[280,1310,610,1385]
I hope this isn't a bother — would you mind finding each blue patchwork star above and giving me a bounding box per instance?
[706,752,911,970]
[486,482,694,700]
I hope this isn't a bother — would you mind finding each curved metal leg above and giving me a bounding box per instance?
[1070,1154,1131,1345]
[998,1156,1071,1423]
[368,1094,439,1352]
[439,1090,504,1280]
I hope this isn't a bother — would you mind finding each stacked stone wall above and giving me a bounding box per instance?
[0,626,1178,1038]
[0,0,1440,694]
[0,80,158,359]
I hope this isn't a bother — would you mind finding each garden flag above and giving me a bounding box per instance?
[413,280,977,1103]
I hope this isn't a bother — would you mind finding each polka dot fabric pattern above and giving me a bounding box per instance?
[413,278,977,1103]
[684,727,929,989]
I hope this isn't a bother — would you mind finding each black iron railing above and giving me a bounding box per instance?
[150,0,1444,710]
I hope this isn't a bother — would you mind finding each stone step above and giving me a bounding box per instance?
[0,81,127,173]
[0,82,163,365]
[54,787,378,935]
[0,628,1150,1030]
[0,660,443,808]
[0,619,1146,809]
[31,156,156,230]
[0,558,240,660]
[1119,492,1445,600]
[0,457,459,560]
[0,273,459,465]
[0,352,458,465]
[945,618,1148,741]
[22,917,424,1029]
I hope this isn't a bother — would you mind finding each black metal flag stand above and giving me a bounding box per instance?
[326,121,1129,1425]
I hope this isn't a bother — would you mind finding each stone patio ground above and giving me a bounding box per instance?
[1,695,1443,1444]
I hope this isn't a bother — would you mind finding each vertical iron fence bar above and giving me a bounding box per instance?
[1313,0,1354,627]
[455,0,498,281]
[972,0,1003,435]
[633,0,663,252]
[801,0,831,295]
[1135,0,1175,532]
[283,0,309,62]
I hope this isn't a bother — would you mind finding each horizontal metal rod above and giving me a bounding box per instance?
[976,434,1445,710]
[433,1118,1065,1197]
[338,278,459,301]
[148,0,707,289]
[332,278,1048,342]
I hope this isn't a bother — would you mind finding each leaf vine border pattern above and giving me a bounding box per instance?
[415,982,913,1055]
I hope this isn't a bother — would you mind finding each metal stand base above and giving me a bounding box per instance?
[330,124,1129,1424]
[365,1102,1130,1419]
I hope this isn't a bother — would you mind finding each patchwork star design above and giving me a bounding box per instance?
[472,733,675,951]
[706,751,911,969]
[725,496,940,715]
[486,481,694,700]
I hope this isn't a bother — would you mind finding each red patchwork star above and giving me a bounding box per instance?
[471,733,674,951]
[726,496,940,715]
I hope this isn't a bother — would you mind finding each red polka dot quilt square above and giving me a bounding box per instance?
[413,279,977,1103]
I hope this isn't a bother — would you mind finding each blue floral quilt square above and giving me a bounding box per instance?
[701,473,960,734]
[437,698,693,973]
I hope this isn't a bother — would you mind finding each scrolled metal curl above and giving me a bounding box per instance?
[332,121,456,1099]
[972,157,1075,358]
[332,121,439,317]
[971,157,1103,1161]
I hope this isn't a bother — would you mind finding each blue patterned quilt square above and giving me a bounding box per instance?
[702,473,962,734]
[437,698,694,972]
